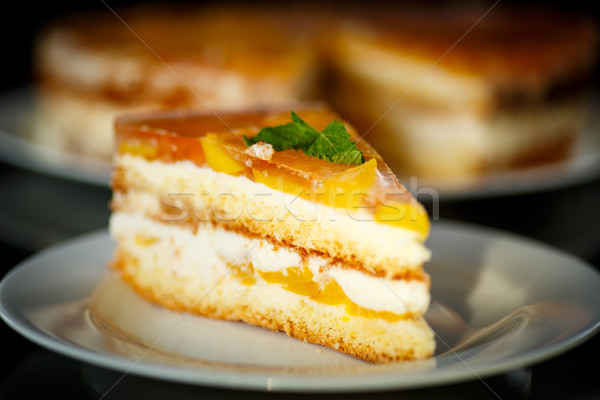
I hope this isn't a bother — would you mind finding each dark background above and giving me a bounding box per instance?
[1,0,600,92]
[0,0,599,398]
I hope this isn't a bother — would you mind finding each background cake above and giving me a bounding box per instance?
[31,4,318,160]
[31,2,597,184]
[327,5,597,182]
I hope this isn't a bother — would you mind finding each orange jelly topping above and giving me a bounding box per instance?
[115,108,430,240]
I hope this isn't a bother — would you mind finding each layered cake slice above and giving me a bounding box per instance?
[109,106,434,362]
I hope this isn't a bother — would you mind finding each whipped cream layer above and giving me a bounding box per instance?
[112,154,431,276]
[110,211,431,316]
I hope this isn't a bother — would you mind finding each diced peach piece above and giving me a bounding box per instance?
[375,201,430,241]
[200,134,245,175]
[257,266,314,285]
[283,278,406,322]
[119,140,158,159]
[252,168,311,198]
[230,262,410,322]
[229,263,256,286]
[322,158,377,209]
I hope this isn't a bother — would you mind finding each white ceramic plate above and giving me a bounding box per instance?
[1,88,600,197]
[0,88,110,186]
[1,221,599,392]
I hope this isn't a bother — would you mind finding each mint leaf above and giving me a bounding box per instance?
[289,111,322,145]
[305,120,365,165]
[244,111,364,165]
[244,111,319,151]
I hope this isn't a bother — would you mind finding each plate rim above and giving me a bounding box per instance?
[0,87,110,187]
[0,221,599,393]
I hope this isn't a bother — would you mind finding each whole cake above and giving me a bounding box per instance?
[109,106,435,362]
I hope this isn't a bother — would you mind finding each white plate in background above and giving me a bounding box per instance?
[1,88,599,198]
[0,88,111,186]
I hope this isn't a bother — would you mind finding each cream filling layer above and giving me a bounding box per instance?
[109,211,430,316]
[113,154,431,273]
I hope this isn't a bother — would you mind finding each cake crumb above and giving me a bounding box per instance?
[245,141,275,161]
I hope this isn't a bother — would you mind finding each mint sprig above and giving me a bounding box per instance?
[244,111,365,165]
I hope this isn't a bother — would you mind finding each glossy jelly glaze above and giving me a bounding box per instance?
[115,107,430,240]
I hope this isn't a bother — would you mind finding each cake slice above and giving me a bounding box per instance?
[109,106,434,362]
